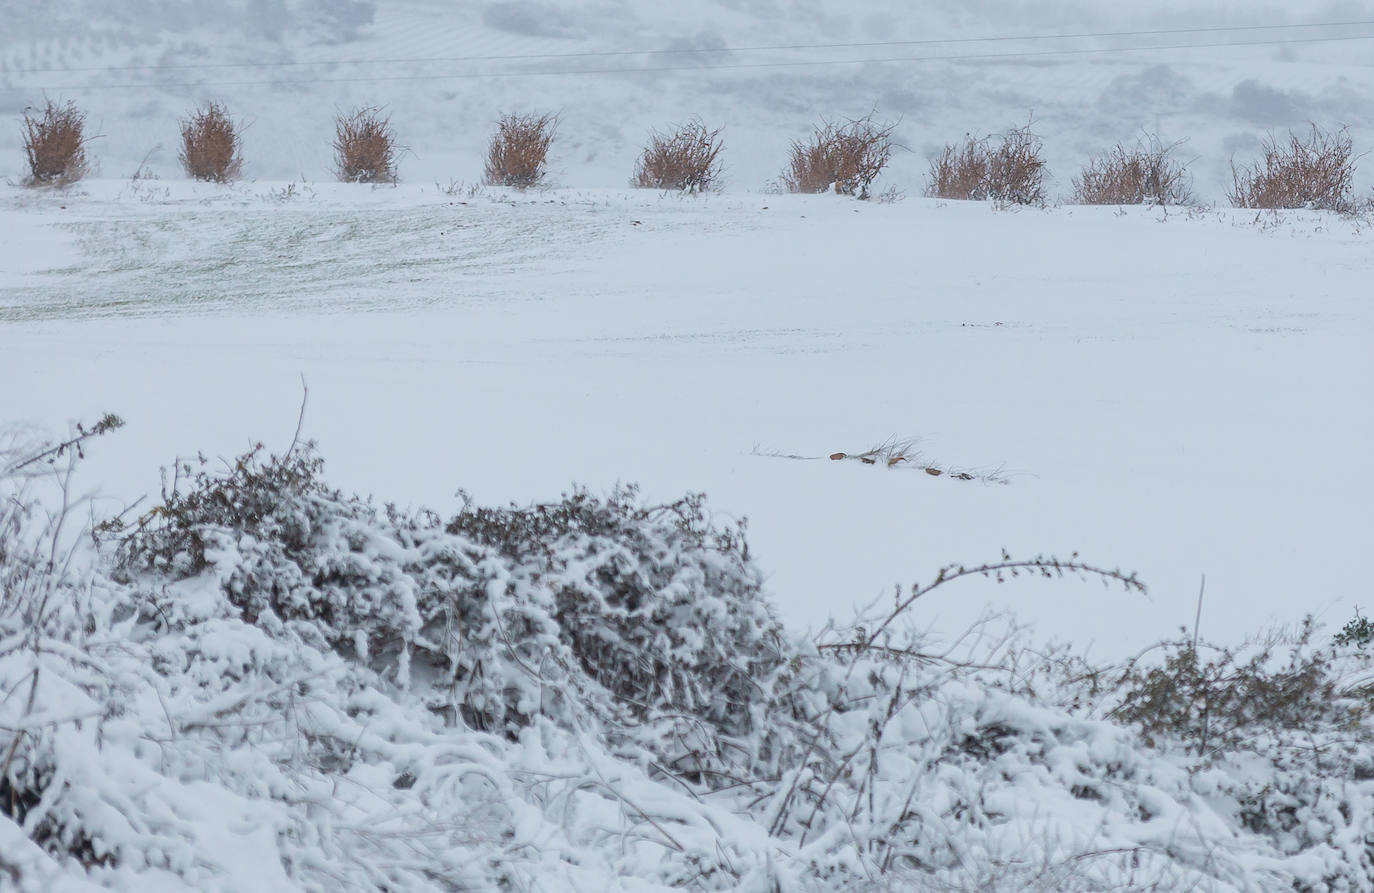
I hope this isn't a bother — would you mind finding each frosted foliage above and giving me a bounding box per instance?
[4,437,1374,891]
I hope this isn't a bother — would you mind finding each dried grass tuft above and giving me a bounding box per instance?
[21,99,91,186]
[926,137,989,202]
[333,106,398,184]
[987,122,1048,205]
[1229,124,1356,211]
[927,120,1047,206]
[483,112,557,189]
[780,113,897,199]
[1073,136,1192,206]
[632,118,724,193]
[179,101,243,183]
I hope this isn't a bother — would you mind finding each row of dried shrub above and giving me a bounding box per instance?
[18,100,245,186]
[1069,125,1357,211]
[16,101,559,189]
[16,101,1370,210]
[926,121,1365,210]
[343,110,723,190]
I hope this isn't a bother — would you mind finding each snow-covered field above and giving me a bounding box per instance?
[3,2,1374,891]
[4,180,1371,655]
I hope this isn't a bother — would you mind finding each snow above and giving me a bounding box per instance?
[0,207,78,287]
[2,183,1370,657]
[3,1,1374,890]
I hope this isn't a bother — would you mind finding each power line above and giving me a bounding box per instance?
[9,18,1374,76]
[6,30,1374,92]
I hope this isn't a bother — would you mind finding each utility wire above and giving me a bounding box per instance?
[9,18,1374,75]
[7,29,1374,92]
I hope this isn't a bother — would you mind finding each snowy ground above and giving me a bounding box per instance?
[2,179,1371,659]
[5,5,1374,892]
[2,0,1374,651]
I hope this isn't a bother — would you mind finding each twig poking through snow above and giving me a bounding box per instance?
[752,435,1012,484]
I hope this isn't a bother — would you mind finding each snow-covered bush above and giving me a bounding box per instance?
[1335,609,1374,649]
[1110,619,1356,755]
[115,441,787,783]
[6,421,1374,892]
[445,485,785,741]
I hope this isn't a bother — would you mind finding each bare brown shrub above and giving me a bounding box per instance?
[483,112,556,189]
[178,101,243,183]
[1073,136,1192,206]
[1229,125,1356,211]
[21,99,91,186]
[926,120,1048,205]
[987,122,1047,205]
[1072,152,1128,205]
[632,118,724,193]
[333,106,398,184]
[926,136,989,201]
[780,113,897,199]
